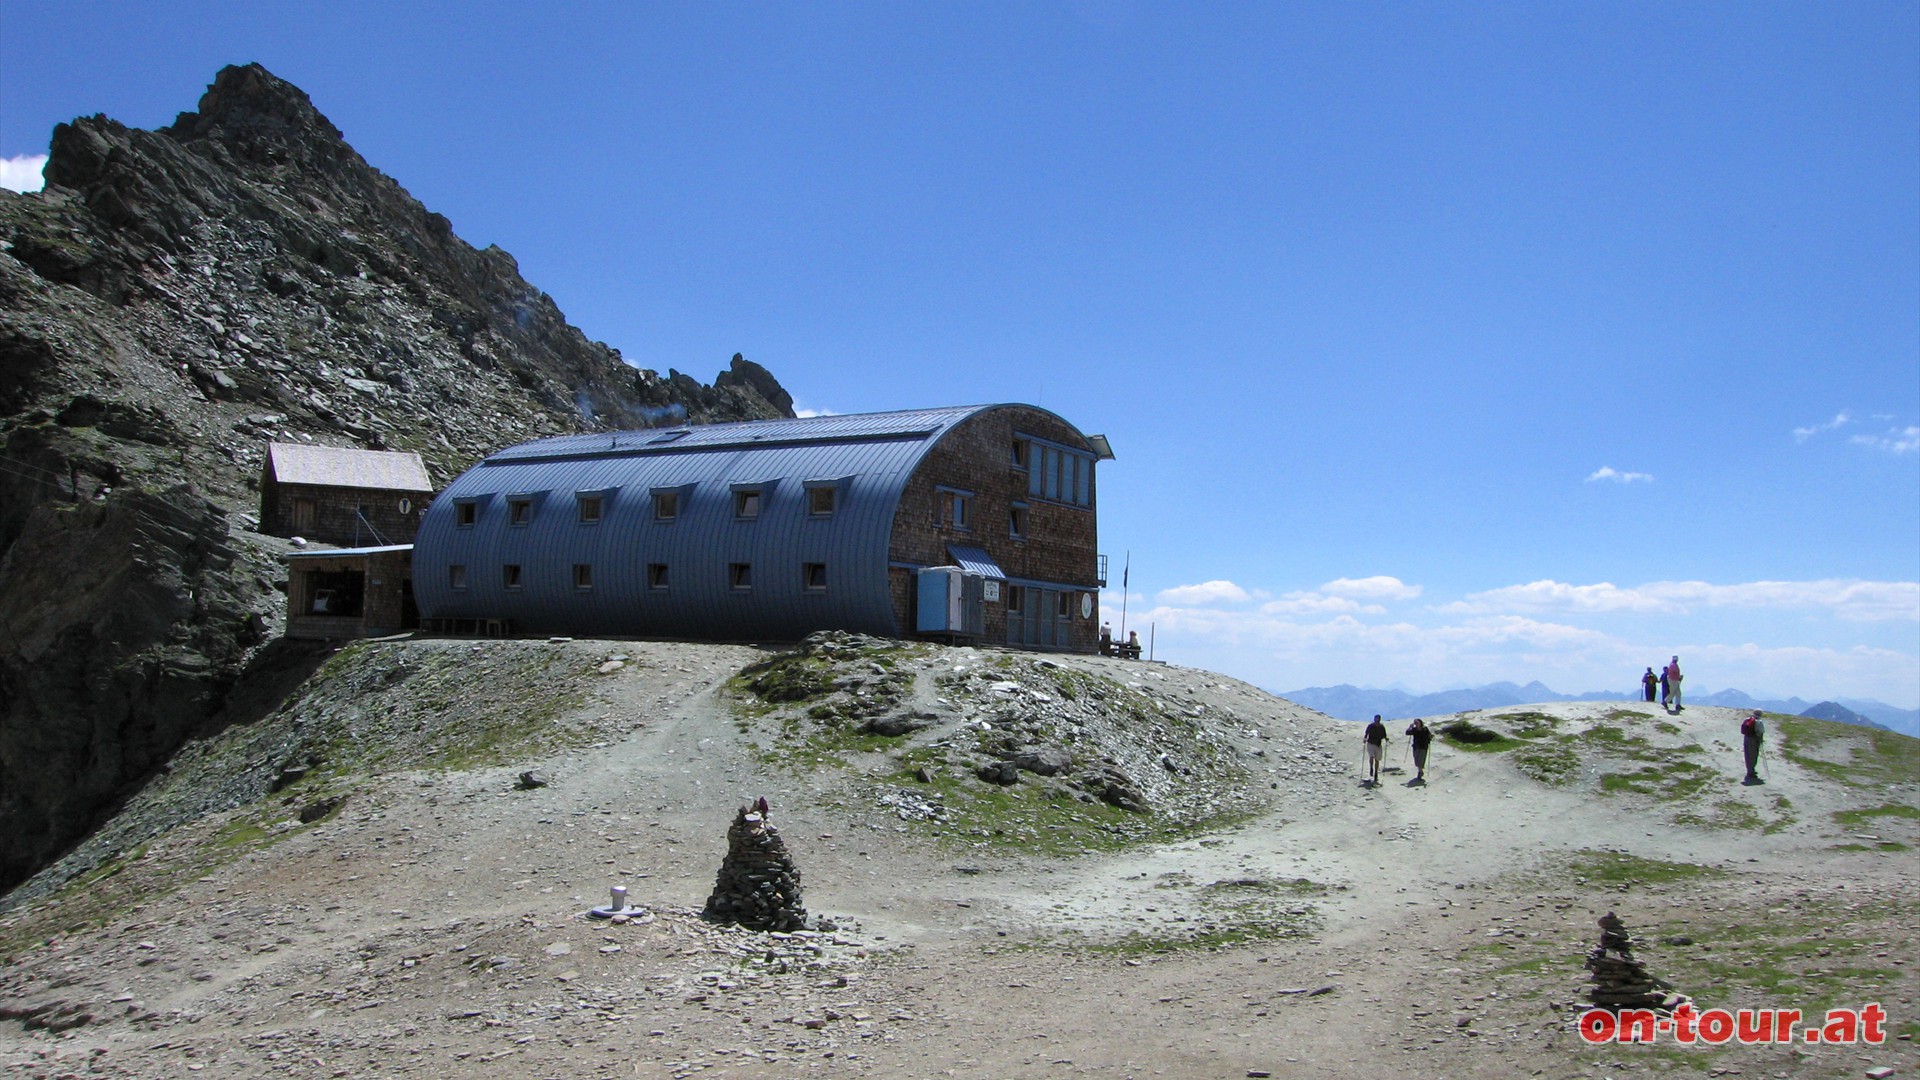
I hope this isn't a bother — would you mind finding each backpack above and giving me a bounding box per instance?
[1740,716,1762,739]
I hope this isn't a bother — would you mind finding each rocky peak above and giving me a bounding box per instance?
[164,62,348,161]
[0,64,797,893]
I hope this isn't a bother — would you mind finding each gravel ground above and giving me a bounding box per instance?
[2,638,1915,1079]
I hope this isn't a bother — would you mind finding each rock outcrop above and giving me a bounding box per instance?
[0,63,794,892]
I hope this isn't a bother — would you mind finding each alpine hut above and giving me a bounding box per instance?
[260,442,434,547]
[411,405,1112,650]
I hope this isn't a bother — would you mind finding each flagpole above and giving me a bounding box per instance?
[1118,551,1131,644]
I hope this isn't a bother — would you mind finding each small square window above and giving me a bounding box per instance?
[507,498,532,526]
[734,490,761,518]
[936,489,970,529]
[573,563,593,590]
[803,562,827,590]
[449,564,468,589]
[1055,591,1072,617]
[456,502,478,527]
[808,486,836,516]
[647,563,669,590]
[1006,584,1023,614]
[1009,503,1028,539]
[729,562,752,590]
[503,564,523,590]
[653,491,678,520]
[1011,440,1029,468]
[577,495,602,523]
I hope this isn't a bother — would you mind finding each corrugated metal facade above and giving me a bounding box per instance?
[412,406,1002,639]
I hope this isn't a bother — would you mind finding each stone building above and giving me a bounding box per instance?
[259,442,434,547]
[410,405,1112,650]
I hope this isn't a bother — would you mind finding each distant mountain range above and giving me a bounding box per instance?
[1276,682,1920,738]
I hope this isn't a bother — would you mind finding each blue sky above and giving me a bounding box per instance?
[5,2,1916,706]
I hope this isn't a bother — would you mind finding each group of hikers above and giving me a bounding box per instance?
[1359,702,1772,786]
[1361,714,1432,786]
[1639,656,1685,711]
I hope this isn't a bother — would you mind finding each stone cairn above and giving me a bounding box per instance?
[1584,912,1685,1011]
[702,798,809,932]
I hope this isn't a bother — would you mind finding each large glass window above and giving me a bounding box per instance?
[1024,440,1094,507]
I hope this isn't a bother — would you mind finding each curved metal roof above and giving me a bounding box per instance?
[412,405,1011,638]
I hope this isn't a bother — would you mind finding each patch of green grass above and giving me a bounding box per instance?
[1776,714,1920,788]
[1597,759,1716,800]
[1510,741,1579,785]
[1488,711,1562,739]
[1832,803,1920,829]
[1562,849,1727,886]
[897,763,1145,856]
[1440,718,1523,752]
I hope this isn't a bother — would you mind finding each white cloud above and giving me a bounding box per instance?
[1586,466,1653,484]
[1157,579,1250,606]
[1243,575,1417,616]
[1441,578,1920,621]
[0,154,47,193]
[1260,593,1376,616]
[1320,576,1422,601]
[792,406,838,418]
[1851,425,1920,455]
[1793,412,1853,441]
[1135,599,1920,707]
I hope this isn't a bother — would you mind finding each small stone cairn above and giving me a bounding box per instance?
[702,798,809,932]
[1584,912,1685,1011]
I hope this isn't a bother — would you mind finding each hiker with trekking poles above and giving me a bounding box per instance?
[1740,710,1766,784]
[1405,718,1433,783]
[1363,714,1389,785]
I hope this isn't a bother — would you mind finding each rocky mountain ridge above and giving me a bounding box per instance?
[0,63,794,891]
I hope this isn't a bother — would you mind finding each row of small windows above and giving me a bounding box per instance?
[931,486,1034,541]
[1012,437,1094,508]
[456,486,836,527]
[448,561,829,593]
